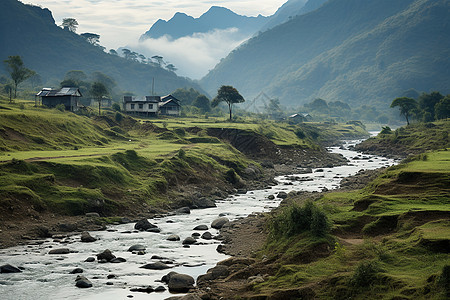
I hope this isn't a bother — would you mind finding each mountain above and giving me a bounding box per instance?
[0,0,202,96]
[200,0,450,107]
[140,6,268,40]
[261,0,328,32]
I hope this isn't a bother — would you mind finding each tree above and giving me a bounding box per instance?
[80,33,100,46]
[434,96,450,120]
[3,55,35,98]
[418,91,444,121]
[90,82,108,115]
[192,95,211,113]
[122,49,131,60]
[152,55,164,67]
[212,85,245,120]
[61,18,78,32]
[109,49,118,56]
[390,97,417,125]
[3,83,13,103]
[166,63,177,73]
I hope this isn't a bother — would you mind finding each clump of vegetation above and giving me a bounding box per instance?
[350,261,382,288]
[379,126,392,134]
[269,201,330,239]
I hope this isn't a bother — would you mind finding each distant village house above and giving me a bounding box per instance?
[123,95,181,116]
[36,87,83,111]
[288,113,313,124]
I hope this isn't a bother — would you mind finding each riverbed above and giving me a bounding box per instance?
[0,139,395,300]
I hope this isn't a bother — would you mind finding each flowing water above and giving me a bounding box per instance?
[0,139,395,300]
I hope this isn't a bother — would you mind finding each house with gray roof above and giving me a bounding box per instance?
[36,87,83,111]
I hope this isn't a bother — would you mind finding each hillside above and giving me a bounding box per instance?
[200,0,450,108]
[0,0,202,96]
[140,6,268,40]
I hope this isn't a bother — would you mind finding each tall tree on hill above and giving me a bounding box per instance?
[3,55,35,98]
[61,18,78,32]
[418,91,444,121]
[390,97,417,125]
[192,95,211,113]
[90,82,108,115]
[212,85,245,121]
[80,33,101,46]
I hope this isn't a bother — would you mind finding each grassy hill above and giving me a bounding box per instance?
[200,0,450,108]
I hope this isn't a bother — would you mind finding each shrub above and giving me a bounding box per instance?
[379,126,392,134]
[269,201,330,238]
[350,261,381,288]
[112,103,121,111]
[439,265,450,297]
[225,169,238,184]
[114,112,123,122]
[178,148,186,159]
[295,129,306,139]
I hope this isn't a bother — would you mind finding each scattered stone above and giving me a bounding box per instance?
[107,274,116,279]
[134,219,157,231]
[182,237,196,245]
[58,223,77,232]
[128,244,146,252]
[84,257,95,262]
[197,265,229,283]
[168,273,195,292]
[267,195,275,200]
[193,225,208,231]
[48,248,70,255]
[315,169,324,172]
[248,274,265,285]
[154,286,166,292]
[110,257,126,263]
[201,232,213,240]
[277,192,288,199]
[140,262,171,270]
[0,264,22,273]
[146,227,161,233]
[96,249,116,262]
[130,286,154,293]
[193,198,216,208]
[176,207,191,214]
[161,271,179,283]
[70,268,83,274]
[75,275,92,288]
[120,217,132,224]
[85,212,100,218]
[167,235,180,241]
[80,231,97,243]
[211,217,229,229]
[106,282,114,285]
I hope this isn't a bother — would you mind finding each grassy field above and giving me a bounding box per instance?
[253,150,450,299]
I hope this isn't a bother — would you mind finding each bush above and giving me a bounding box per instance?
[379,126,392,134]
[269,201,330,238]
[225,169,239,184]
[112,103,121,111]
[178,148,186,159]
[114,112,123,122]
[350,261,381,287]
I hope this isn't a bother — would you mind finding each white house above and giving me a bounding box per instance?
[123,95,181,116]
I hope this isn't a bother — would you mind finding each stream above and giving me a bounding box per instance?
[0,138,395,300]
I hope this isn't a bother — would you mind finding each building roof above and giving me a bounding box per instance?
[123,96,161,103]
[36,87,82,97]
[159,98,181,107]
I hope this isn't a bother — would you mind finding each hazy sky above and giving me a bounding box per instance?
[27,0,289,79]
[28,0,286,49]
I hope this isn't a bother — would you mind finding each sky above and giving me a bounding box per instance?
[26,0,289,78]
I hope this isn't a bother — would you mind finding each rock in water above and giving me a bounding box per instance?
[201,232,213,240]
[166,235,180,241]
[168,273,195,292]
[134,219,157,231]
[48,248,70,254]
[80,231,96,243]
[211,217,229,229]
[193,225,208,231]
[277,191,288,199]
[182,237,196,245]
[140,262,171,270]
[75,275,93,288]
[0,264,22,273]
[70,268,83,274]
[176,207,191,214]
[96,249,116,262]
[128,244,146,252]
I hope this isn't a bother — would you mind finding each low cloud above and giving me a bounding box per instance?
[129,28,250,79]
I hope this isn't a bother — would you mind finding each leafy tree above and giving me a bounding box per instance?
[109,49,118,56]
[3,83,13,103]
[418,91,444,120]
[435,96,450,120]
[192,95,211,113]
[91,72,116,91]
[307,98,329,111]
[3,55,35,98]
[390,97,417,125]
[152,55,164,67]
[211,85,245,120]
[172,88,201,106]
[90,82,108,115]
[61,18,78,32]
[122,49,131,59]
[80,33,100,46]
[166,63,177,73]
[265,98,284,119]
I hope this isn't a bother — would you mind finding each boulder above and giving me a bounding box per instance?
[154,286,166,292]
[161,271,179,283]
[0,264,22,273]
[198,265,229,283]
[167,235,180,241]
[134,219,157,231]
[201,232,213,240]
[48,248,70,255]
[146,227,161,233]
[84,257,95,262]
[168,273,195,292]
[96,249,116,262]
[70,268,83,274]
[193,198,216,209]
[268,195,275,200]
[85,212,100,218]
[110,257,126,263]
[140,262,171,270]
[277,192,288,199]
[128,244,146,252]
[80,231,96,243]
[182,237,196,245]
[193,225,208,231]
[130,286,154,293]
[211,217,229,229]
[176,207,191,214]
[75,275,92,288]
[120,217,132,224]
